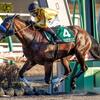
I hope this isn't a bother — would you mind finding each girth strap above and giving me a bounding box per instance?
[54,44,58,59]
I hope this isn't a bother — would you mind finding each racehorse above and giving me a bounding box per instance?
[0,15,99,90]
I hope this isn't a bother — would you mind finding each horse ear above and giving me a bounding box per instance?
[14,15,20,19]
[11,14,17,19]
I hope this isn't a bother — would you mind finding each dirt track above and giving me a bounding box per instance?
[0,64,100,100]
[0,94,100,100]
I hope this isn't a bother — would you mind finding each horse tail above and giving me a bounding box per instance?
[89,35,100,60]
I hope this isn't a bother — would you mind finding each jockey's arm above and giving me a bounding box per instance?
[31,8,58,28]
[44,8,58,21]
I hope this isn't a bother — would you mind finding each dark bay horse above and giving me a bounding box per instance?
[0,15,98,90]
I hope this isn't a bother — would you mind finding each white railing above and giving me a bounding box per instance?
[0,13,30,16]
[0,43,22,52]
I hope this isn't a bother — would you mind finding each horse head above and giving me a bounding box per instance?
[0,15,16,40]
[0,15,48,44]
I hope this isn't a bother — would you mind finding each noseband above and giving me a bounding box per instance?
[6,15,31,34]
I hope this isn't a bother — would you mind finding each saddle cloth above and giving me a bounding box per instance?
[44,26,75,42]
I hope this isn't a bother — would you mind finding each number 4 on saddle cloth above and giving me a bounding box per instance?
[44,26,75,43]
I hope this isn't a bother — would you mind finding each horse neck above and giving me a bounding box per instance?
[14,18,48,45]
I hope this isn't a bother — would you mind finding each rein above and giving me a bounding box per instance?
[15,24,31,33]
[8,15,32,34]
[7,15,35,43]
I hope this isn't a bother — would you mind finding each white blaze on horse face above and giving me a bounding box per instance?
[63,29,71,37]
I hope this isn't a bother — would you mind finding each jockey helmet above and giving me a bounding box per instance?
[28,1,39,13]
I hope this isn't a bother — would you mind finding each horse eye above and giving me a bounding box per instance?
[6,22,9,26]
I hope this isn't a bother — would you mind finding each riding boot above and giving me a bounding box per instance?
[43,27,62,44]
[52,34,62,43]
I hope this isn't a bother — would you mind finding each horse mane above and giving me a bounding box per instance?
[15,15,36,29]
[14,15,48,43]
[15,15,26,24]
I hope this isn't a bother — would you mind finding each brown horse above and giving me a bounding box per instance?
[0,15,98,90]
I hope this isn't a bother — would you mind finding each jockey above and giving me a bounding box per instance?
[0,17,13,37]
[28,1,61,44]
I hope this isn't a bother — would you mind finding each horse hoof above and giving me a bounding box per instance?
[71,83,76,90]
[5,88,14,96]
[54,86,58,92]
[71,80,76,90]
[52,77,60,84]
[53,83,59,91]
[19,77,29,83]
[72,85,76,90]
[45,80,50,84]
[24,87,34,95]
[14,88,24,96]
[53,81,61,92]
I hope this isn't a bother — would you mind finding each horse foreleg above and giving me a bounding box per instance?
[55,58,71,83]
[61,58,72,76]
[75,49,88,77]
[19,60,36,86]
[70,62,78,90]
[52,58,71,90]
[71,49,88,89]
[19,60,36,78]
[44,62,53,84]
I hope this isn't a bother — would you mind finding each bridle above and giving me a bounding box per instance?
[6,15,31,34]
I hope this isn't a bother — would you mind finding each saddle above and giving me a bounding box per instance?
[26,20,75,43]
[43,26,75,43]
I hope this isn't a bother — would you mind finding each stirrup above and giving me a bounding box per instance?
[54,37,62,43]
